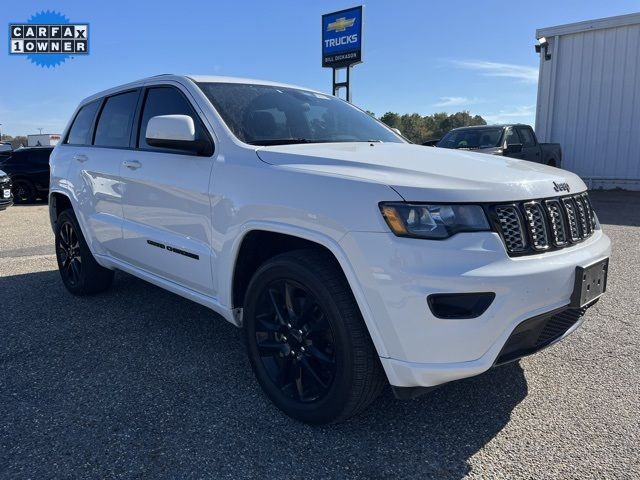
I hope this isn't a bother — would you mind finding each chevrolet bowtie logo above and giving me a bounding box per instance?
[327,17,355,32]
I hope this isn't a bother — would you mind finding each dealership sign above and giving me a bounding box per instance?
[8,11,89,68]
[322,6,363,68]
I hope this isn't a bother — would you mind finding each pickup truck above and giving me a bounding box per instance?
[437,124,562,167]
[49,75,609,424]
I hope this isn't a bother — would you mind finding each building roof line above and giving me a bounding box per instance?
[536,12,640,39]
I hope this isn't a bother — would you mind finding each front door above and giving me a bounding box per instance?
[119,85,215,296]
[516,127,541,163]
[503,127,525,160]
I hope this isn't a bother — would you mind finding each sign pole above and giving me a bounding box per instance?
[322,6,363,103]
[332,66,352,102]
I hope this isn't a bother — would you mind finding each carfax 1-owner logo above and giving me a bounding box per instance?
[8,11,89,67]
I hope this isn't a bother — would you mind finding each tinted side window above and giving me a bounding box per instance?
[67,101,100,145]
[94,91,139,148]
[504,128,521,145]
[32,149,52,165]
[517,127,536,147]
[138,87,203,150]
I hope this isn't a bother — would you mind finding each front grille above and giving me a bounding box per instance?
[523,202,549,250]
[562,197,581,242]
[492,193,597,256]
[494,206,526,252]
[544,199,568,246]
[574,194,591,236]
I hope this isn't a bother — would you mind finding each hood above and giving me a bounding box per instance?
[256,143,584,202]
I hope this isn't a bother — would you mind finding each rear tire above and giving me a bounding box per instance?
[55,209,114,295]
[244,249,385,424]
[12,179,36,203]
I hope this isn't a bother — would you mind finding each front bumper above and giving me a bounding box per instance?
[0,180,13,210]
[339,229,611,388]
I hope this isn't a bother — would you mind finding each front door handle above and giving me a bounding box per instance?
[123,160,142,170]
[73,154,88,163]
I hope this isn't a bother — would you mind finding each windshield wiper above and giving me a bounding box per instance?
[247,138,317,146]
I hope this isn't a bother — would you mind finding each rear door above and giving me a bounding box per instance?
[65,91,139,256]
[119,84,215,296]
[30,148,52,191]
[516,126,541,163]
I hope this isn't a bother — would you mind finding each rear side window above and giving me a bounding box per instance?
[137,87,204,150]
[66,101,100,145]
[94,91,139,148]
[517,127,536,147]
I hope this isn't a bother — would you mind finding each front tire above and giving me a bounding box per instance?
[12,179,36,203]
[55,209,114,295]
[244,249,385,424]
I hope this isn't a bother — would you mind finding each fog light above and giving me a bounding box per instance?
[427,293,495,319]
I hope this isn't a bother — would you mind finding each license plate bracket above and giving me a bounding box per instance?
[570,258,608,308]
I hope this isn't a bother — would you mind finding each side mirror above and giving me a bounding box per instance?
[505,143,523,154]
[391,128,402,136]
[145,114,212,155]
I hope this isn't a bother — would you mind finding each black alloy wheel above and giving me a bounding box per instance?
[57,220,82,287]
[54,209,114,295]
[244,250,385,424]
[254,279,337,403]
[12,179,35,203]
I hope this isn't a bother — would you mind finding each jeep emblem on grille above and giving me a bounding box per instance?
[553,181,570,193]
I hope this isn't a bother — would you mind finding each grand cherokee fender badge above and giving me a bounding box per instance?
[553,181,570,193]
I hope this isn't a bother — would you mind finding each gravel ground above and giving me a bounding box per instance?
[0,193,638,479]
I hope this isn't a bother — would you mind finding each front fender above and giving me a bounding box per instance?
[221,221,390,359]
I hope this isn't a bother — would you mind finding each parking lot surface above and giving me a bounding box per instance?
[1,192,639,479]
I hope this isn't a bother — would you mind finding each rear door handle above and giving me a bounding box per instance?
[122,160,142,170]
[73,154,88,163]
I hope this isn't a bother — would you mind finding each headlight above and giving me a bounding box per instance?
[379,202,490,239]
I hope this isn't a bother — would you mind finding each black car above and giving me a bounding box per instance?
[0,169,13,210]
[0,146,53,203]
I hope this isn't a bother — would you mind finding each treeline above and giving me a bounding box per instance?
[0,135,28,149]
[377,111,486,144]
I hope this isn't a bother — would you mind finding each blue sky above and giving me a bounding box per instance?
[1,0,639,136]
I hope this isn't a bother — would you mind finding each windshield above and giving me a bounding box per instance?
[437,128,503,150]
[197,82,403,146]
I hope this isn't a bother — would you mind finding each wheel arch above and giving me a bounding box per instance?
[48,190,73,231]
[227,224,389,358]
[49,189,112,270]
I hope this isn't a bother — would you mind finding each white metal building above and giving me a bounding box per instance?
[535,13,640,190]
[27,134,61,147]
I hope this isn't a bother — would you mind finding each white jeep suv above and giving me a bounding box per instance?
[49,75,610,424]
